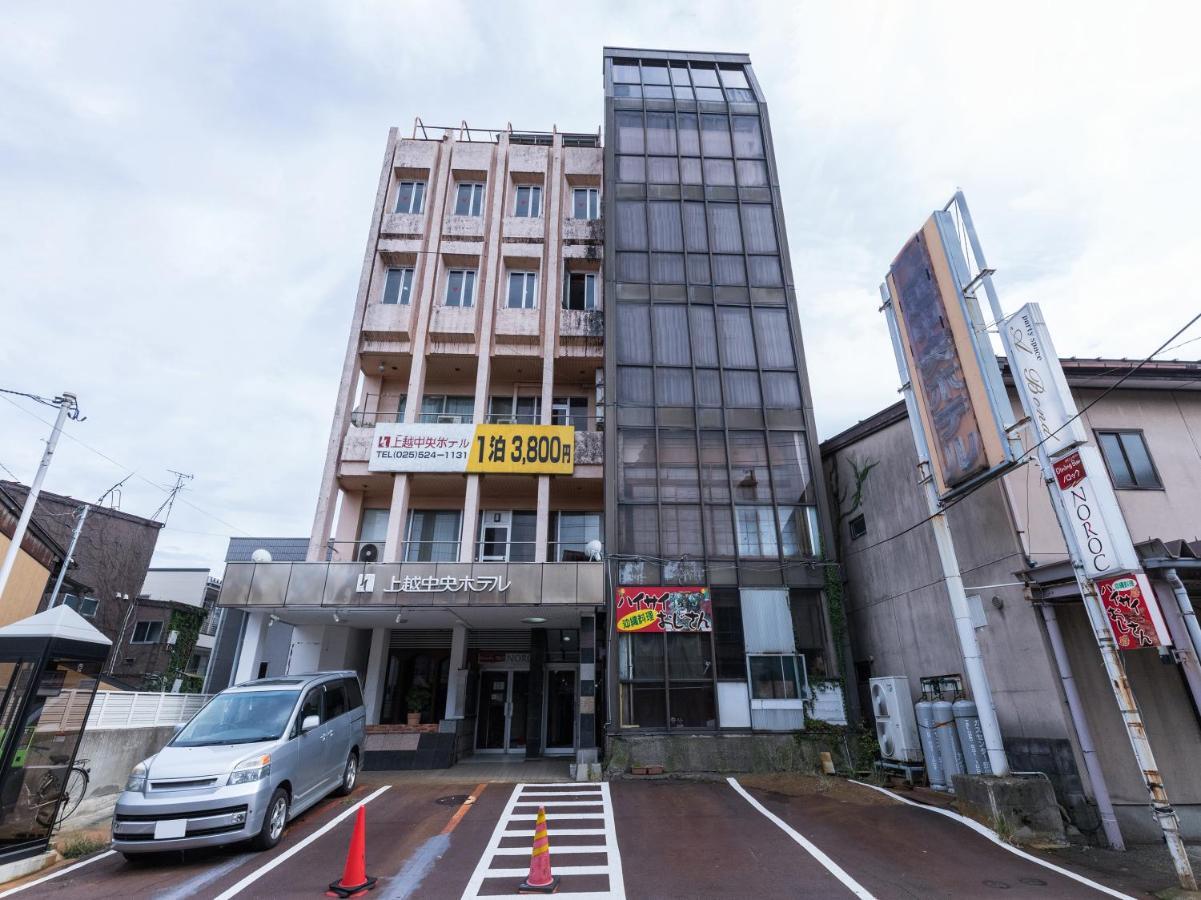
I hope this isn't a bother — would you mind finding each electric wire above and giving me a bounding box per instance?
[0,392,249,536]
[839,309,1201,560]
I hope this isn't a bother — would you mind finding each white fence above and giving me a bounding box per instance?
[39,690,213,732]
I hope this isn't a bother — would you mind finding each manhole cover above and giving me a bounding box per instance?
[436,794,470,806]
[982,880,1011,890]
[1019,878,1048,886]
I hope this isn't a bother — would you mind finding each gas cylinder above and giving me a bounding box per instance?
[953,698,992,776]
[915,699,946,790]
[932,698,965,792]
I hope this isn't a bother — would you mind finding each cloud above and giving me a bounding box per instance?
[1,1,1199,572]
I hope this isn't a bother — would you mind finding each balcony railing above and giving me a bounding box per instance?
[327,539,604,564]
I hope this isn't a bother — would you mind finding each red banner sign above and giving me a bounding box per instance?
[1095,572,1168,650]
[1053,451,1085,491]
[615,587,712,633]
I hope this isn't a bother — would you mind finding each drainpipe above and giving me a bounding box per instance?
[1165,569,1201,672]
[1039,603,1125,850]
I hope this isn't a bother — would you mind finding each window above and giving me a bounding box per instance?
[564,272,597,310]
[445,269,477,307]
[748,655,805,700]
[712,589,745,679]
[615,111,644,154]
[618,632,715,729]
[359,508,390,544]
[552,397,589,430]
[790,589,828,679]
[552,512,602,561]
[572,188,600,220]
[405,510,462,562]
[344,677,364,711]
[488,396,540,424]
[131,621,163,644]
[779,506,821,557]
[298,688,323,731]
[477,511,537,562]
[420,395,473,423]
[394,180,426,214]
[849,514,867,540]
[63,595,99,618]
[1097,430,1162,489]
[324,681,348,719]
[507,271,538,308]
[513,185,542,218]
[382,267,414,305]
[736,506,778,558]
[454,182,485,216]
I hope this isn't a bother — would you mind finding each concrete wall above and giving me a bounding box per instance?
[606,732,853,777]
[72,725,177,828]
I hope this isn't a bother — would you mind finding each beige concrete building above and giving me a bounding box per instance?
[220,123,608,769]
[823,358,1201,842]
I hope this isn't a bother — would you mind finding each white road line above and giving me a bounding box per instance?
[460,782,625,900]
[848,780,1137,900]
[212,785,390,900]
[727,777,877,900]
[0,850,116,897]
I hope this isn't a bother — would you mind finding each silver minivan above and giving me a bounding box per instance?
[112,672,366,858]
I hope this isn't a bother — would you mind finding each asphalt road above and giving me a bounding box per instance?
[3,774,1149,900]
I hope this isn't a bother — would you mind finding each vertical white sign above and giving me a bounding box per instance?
[1051,445,1141,580]
[1000,302,1088,458]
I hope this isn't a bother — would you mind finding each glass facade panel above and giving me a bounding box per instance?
[677,113,700,156]
[648,157,679,184]
[713,588,745,678]
[615,111,644,153]
[753,308,795,368]
[617,305,652,363]
[708,204,743,253]
[651,253,685,283]
[729,431,772,502]
[688,306,718,366]
[618,505,659,554]
[617,367,653,405]
[661,506,703,556]
[741,205,777,253]
[656,369,693,405]
[736,159,769,186]
[703,158,736,185]
[700,431,730,502]
[767,432,812,502]
[686,254,711,284]
[695,369,722,407]
[731,116,765,157]
[723,371,761,407]
[680,157,703,184]
[648,202,683,251]
[616,252,649,282]
[658,431,700,501]
[613,61,640,83]
[646,112,677,154]
[642,64,670,85]
[653,306,691,365]
[717,307,756,368]
[748,255,783,287]
[616,201,648,250]
[713,255,747,285]
[619,429,657,499]
[736,506,778,558]
[762,372,802,408]
[618,155,646,182]
[700,115,733,157]
[704,504,735,557]
[682,202,708,252]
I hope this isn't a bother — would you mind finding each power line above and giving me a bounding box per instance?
[0,393,249,536]
[842,309,1201,560]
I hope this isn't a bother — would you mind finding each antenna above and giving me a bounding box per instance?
[96,474,133,510]
[152,470,193,524]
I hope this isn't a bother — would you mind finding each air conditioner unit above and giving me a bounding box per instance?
[869,675,922,763]
[494,417,516,425]
[357,543,381,563]
[436,415,459,424]
[166,630,179,646]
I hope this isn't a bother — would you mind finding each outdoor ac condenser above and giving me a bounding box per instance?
[869,675,923,763]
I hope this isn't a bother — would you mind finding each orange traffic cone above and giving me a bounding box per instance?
[326,806,377,898]
[517,805,561,894]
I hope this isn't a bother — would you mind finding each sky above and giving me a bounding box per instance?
[2,1,1200,573]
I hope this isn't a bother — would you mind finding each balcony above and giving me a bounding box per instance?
[217,560,604,610]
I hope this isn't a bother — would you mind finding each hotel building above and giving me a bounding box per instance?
[218,48,840,772]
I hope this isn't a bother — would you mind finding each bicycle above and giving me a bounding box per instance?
[31,759,91,831]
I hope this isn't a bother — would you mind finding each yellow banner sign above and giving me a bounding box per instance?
[467,424,575,474]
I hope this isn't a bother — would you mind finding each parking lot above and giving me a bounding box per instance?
[1,772,1152,899]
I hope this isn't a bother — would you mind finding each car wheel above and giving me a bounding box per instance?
[334,751,358,797]
[251,787,289,851]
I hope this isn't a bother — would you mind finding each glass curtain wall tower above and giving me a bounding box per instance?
[602,49,843,756]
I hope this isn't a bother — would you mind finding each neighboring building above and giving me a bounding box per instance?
[600,49,840,764]
[219,117,607,769]
[822,358,1201,842]
[205,537,307,692]
[0,484,87,627]
[1,481,162,685]
[138,568,222,691]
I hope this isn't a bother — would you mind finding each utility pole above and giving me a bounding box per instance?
[0,392,79,604]
[47,504,89,608]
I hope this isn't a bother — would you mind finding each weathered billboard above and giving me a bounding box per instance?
[886,213,1013,497]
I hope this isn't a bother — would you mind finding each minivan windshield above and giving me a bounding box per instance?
[172,690,299,747]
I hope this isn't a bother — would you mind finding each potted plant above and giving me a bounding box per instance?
[405,683,431,726]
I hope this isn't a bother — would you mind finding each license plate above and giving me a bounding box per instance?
[154,819,187,840]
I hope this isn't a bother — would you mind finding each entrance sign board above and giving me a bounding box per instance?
[369,423,575,475]
[615,586,712,633]
[1000,302,1087,457]
[1051,446,1140,580]
[1095,572,1169,650]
